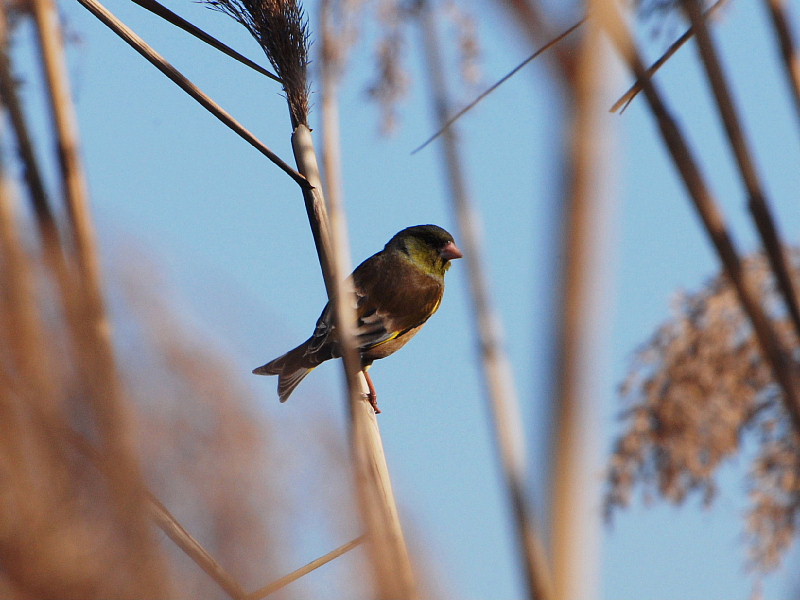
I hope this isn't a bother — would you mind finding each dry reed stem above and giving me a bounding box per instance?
[320,0,345,205]
[0,179,74,597]
[63,429,246,599]
[0,6,82,349]
[416,1,553,599]
[292,124,418,598]
[762,0,800,128]
[492,2,606,597]
[147,495,247,599]
[0,8,54,234]
[412,18,583,155]
[681,0,800,341]
[317,6,418,593]
[74,0,310,189]
[550,4,613,598]
[131,0,280,81]
[597,0,800,431]
[246,536,365,600]
[0,198,169,596]
[206,0,415,591]
[0,142,50,392]
[31,1,168,591]
[502,0,576,82]
[610,0,728,113]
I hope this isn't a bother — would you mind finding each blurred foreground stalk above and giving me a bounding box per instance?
[550,5,614,599]
[416,1,553,599]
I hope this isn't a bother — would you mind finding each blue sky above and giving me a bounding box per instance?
[34,0,800,597]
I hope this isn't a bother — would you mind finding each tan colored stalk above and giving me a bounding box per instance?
[212,2,416,593]
[0,10,53,236]
[610,0,728,113]
[8,18,179,595]
[416,1,553,599]
[147,495,247,599]
[597,0,800,429]
[246,536,365,600]
[273,2,416,595]
[762,0,800,127]
[413,18,583,154]
[291,122,418,598]
[131,0,279,80]
[73,0,309,189]
[550,4,613,598]
[31,0,168,592]
[681,0,800,340]
[503,0,575,80]
[0,6,80,343]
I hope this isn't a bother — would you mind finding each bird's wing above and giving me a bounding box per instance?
[352,251,444,352]
[304,250,444,358]
[306,301,334,356]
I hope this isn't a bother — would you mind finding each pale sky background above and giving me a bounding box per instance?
[19,0,800,598]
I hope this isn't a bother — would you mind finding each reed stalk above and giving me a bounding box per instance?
[207,0,417,594]
[131,0,279,80]
[31,0,168,591]
[413,18,583,154]
[762,0,800,128]
[2,8,244,594]
[416,1,553,599]
[549,4,614,598]
[681,0,800,341]
[610,0,728,113]
[73,0,309,188]
[597,0,800,431]
[246,536,365,600]
[0,9,53,237]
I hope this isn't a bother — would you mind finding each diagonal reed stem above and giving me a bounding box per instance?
[147,494,247,600]
[610,0,728,113]
[74,0,310,189]
[412,18,583,154]
[681,0,800,342]
[597,0,800,432]
[63,426,247,600]
[0,9,54,237]
[761,0,800,129]
[416,1,553,599]
[245,536,365,600]
[131,0,280,81]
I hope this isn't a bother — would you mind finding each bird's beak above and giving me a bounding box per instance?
[440,241,463,261]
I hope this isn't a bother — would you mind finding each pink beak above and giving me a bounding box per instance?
[440,241,463,261]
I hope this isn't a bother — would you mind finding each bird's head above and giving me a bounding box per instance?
[388,224,463,277]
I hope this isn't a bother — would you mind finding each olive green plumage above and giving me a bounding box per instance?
[254,224,462,405]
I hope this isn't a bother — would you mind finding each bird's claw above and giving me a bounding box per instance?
[361,392,381,414]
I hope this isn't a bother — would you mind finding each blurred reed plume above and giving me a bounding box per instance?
[0,202,358,598]
[606,249,800,572]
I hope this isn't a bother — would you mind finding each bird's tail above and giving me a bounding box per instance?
[253,342,315,403]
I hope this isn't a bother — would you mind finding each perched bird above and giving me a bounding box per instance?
[253,224,462,413]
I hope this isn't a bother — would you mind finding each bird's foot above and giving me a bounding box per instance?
[362,369,381,414]
[361,392,381,414]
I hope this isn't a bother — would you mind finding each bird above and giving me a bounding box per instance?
[253,224,462,413]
